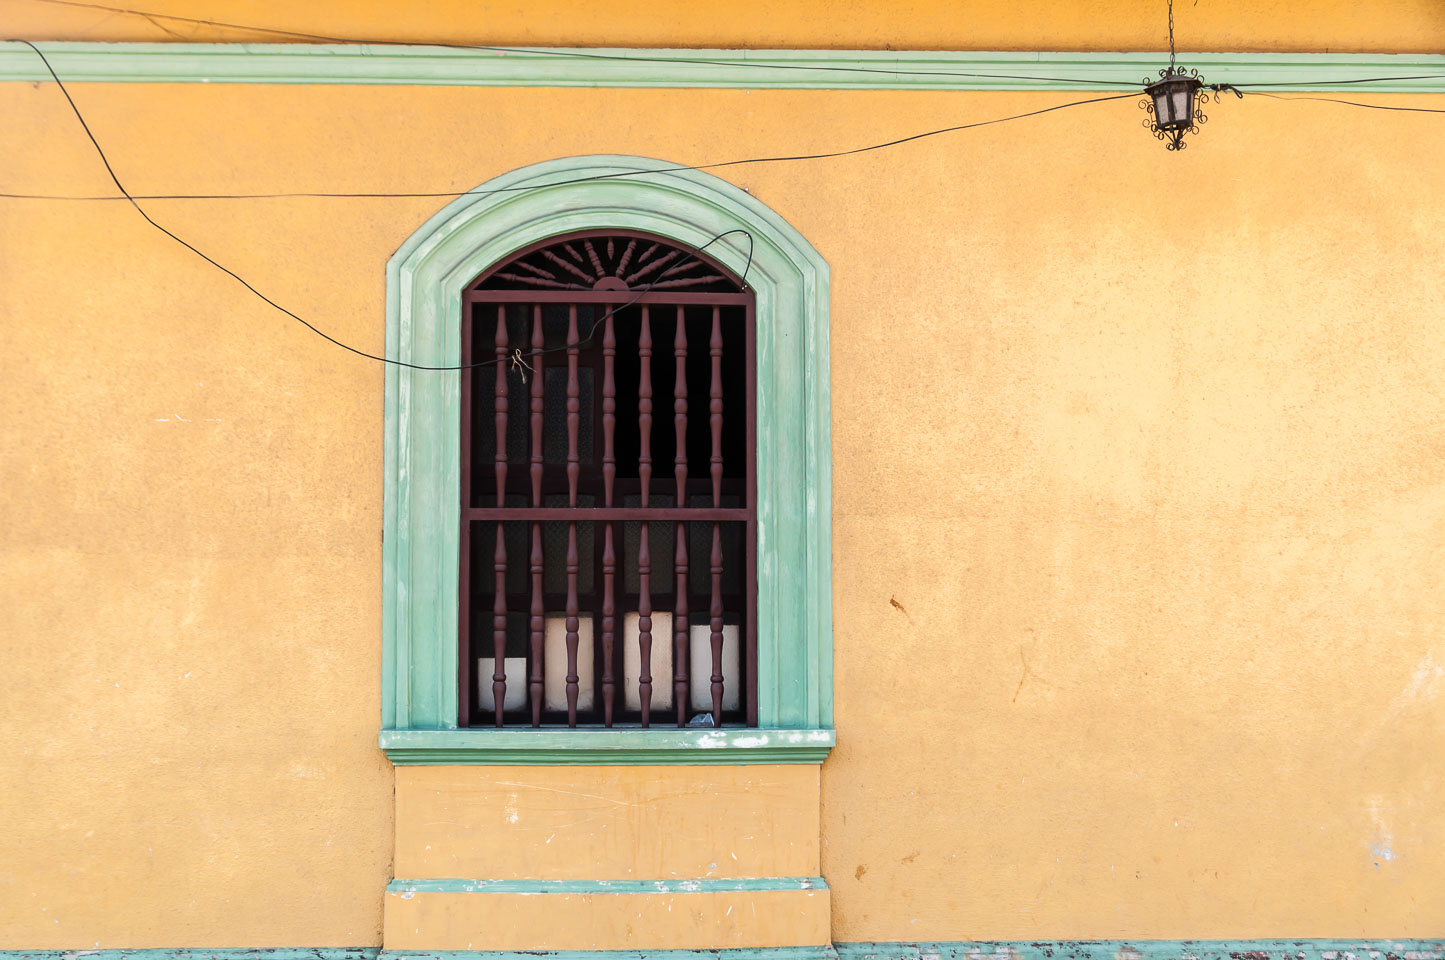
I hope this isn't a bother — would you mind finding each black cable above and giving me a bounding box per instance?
[9,38,755,372]
[0,88,1140,202]
[1242,89,1445,114]
[8,42,1139,369]
[1234,76,1445,88]
[15,0,1139,86]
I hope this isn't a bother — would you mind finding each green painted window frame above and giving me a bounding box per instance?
[380,155,832,765]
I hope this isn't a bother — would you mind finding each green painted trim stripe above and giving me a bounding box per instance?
[388,876,826,894]
[1,946,1439,960]
[379,727,835,764]
[833,944,1445,960]
[1,42,1442,92]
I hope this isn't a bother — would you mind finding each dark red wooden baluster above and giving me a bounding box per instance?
[615,239,637,277]
[638,528,652,728]
[710,525,724,726]
[530,305,544,506]
[673,307,689,726]
[495,305,510,503]
[493,533,508,727]
[492,305,509,726]
[674,306,688,505]
[709,306,723,505]
[528,305,544,726]
[638,306,653,727]
[673,523,689,727]
[584,240,604,278]
[603,310,618,505]
[601,524,617,727]
[566,304,581,502]
[708,306,724,726]
[565,305,581,726]
[601,306,617,726]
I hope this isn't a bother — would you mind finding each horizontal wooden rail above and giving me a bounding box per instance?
[465,507,748,521]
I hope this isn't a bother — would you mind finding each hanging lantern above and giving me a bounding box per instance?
[1142,67,1208,151]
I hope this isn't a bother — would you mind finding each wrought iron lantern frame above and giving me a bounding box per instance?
[1141,66,1210,151]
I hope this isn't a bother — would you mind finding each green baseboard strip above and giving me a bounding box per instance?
[377,952,832,960]
[832,943,1445,960]
[4,942,1441,960]
[0,952,380,960]
[388,876,826,894]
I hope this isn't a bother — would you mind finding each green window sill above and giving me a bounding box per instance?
[378,727,835,765]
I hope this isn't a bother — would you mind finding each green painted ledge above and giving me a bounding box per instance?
[0,43,1442,92]
[388,877,826,894]
[3,943,1442,960]
[378,727,835,765]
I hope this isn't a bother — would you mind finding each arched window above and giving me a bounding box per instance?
[381,156,832,763]
[460,231,755,728]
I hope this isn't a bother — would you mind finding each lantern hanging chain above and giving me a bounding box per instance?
[1166,0,1177,75]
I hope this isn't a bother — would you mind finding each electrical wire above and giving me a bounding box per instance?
[7,22,1442,368]
[1242,89,1445,114]
[6,40,1138,369]
[3,39,1137,373]
[8,38,757,372]
[0,88,1139,202]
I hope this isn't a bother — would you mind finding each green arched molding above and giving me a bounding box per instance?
[379,155,833,764]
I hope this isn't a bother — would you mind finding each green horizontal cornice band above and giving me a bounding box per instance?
[833,943,1445,960]
[389,876,826,894]
[1,42,1443,92]
[379,728,835,764]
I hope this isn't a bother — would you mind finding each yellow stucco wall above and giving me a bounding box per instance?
[3,14,1444,950]
[3,0,1442,52]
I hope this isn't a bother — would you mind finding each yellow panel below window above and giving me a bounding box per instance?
[395,764,820,880]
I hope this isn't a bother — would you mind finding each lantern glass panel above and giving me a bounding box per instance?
[1152,87,1174,124]
[1171,86,1193,125]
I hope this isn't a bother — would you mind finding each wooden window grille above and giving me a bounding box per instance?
[459,231,756,729]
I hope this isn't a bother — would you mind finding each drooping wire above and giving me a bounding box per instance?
[8,38,757,372]
[7,40,1140,369]
[14,0,1140,86]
